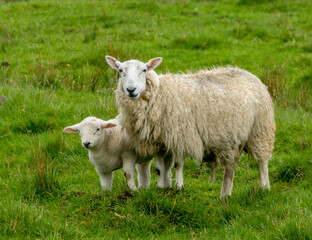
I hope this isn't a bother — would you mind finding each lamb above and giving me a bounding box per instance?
[105,56,276,198]
[64,117,172,191]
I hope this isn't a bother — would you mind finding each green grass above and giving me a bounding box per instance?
[1,0,312,239]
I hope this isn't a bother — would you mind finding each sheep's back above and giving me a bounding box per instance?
[117,67,274,161]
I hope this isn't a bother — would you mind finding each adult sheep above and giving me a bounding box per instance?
[105,56,276,198]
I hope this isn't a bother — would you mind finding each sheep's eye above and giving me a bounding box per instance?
[119,69,123,73]
[96,128,100,131]
[143,69,147,73]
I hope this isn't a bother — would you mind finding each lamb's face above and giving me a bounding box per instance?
[64,117,117,150]
[78,122,103,149]
[105,56,163,100]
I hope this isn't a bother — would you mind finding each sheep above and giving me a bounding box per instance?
[64,116,172,191]
[105,56,276,198]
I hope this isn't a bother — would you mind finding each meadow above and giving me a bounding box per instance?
[0,0,312,239]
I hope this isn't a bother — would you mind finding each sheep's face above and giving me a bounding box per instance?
[64,117,117,150]
[106,56,162,99]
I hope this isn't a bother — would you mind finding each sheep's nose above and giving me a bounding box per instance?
[126,87,136,93]
[83,141,91,148]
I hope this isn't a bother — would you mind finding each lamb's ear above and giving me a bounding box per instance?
[146,57,162,70]
[105,56,121,70]
[63,124,79,133]
[100,120,117,129]
[105,123,117,129]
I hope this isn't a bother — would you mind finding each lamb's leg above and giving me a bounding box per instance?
[155,156,165,188]
[136,160,152,189]
[98,172,113,191]
[122,152,137,191]
[164,157,173,188]
[210,168,216,184]
[174,160,184,190]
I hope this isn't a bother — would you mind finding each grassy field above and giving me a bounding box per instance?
[1,0,312,239]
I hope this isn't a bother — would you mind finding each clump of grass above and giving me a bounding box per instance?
[256,65,311,110]
[134,190,214,230]
[31,61,59,89]
[217,198,241,224]
[278,220,312,240]
[258,65,287,101]
[235,185,269,206]
[273,157,308,183]
[232,23,267,40]
[237,0,275,5]
[11,118,56,134]
[171,34,220,50]
[25,142,60,199]
[83,25,98,43]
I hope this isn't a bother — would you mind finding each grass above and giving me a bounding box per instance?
[0,0,312,239]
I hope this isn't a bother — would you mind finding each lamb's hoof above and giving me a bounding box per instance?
[209,175,216,184]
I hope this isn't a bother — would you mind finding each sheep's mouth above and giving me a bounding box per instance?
[127,92,139,99]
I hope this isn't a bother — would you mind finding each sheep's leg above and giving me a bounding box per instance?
[155,155,173,188]
[220,149,240,198]
[207,160,218,184]
[122,152,137,191]
[155,156,165,188]
[220,146,242,198]
[220,165,236,198]
[257,161,270,190]
[136,160,152,189]
[98,172,113,191]
[174,160,184,190]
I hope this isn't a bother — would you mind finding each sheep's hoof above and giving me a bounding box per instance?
[128,186,138,191]
[174,184,184,190]
[220,194,231,200]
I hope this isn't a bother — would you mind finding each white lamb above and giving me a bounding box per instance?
[64,117,171,191]
[105,56,276,198]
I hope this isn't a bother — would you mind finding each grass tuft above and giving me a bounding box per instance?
[274,159,307,183]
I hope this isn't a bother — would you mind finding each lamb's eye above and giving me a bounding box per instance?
[96,128,100,131]
[119,69,123,73]
[143,69,147,73]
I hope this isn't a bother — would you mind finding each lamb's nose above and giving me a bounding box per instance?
[127,87,136,93]
[83,141,91,148]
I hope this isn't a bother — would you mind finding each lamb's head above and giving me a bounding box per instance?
[105,56,162,99]
[63,117,116,150]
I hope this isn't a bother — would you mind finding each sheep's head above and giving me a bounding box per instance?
[105,56,162,99]
[63,117,116,150]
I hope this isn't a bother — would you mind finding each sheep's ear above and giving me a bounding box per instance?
[63,124,79,133]
[105,56,121,70]
[146,57,162,70]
